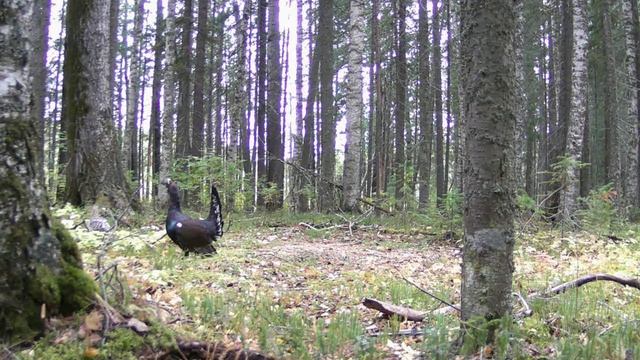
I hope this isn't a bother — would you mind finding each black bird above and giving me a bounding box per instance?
[161,179,224,255]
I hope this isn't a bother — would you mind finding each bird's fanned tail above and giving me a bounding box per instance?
[208,182,224,237]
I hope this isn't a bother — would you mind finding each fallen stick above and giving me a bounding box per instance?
[402,276,461,313]
[544,273,640,296]
[362,298,426,322]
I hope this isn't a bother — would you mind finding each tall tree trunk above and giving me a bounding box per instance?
[266,0,284,209]
[432,0,445,207]
[191,0,208,157]
[298,41,320,211]
[394,0,407,209]
[109,0,120,117]
[159,0,177,205]
[559,0,588,222]
[318,0,335,211]
[444,0,452,195]
[150,0,164,198]
[62,0,131,207]
[176,0,193,158]
[342,0,365,212]
[214,18,224,157]
[48,2,66,197]
[460,0,516,328]
[418,0,432,209]
[623,0,640,207]
[31,0,51,180]
[0,1,95,339]
[372,0,384,197]
[292,0,304,207]
[242,1,253,177]
[602,0,620,193]
[255,0,268,197]
[125,0,145,184]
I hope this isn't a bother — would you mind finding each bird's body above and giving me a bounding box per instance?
[162,179,223,255]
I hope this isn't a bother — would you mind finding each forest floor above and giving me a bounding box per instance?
[23,207,640,359]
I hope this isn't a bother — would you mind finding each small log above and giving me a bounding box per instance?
[362,298,426,322]
[545,273,640,295]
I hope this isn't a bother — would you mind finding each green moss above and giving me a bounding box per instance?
[28,265,62,311]
[147,322,177,350]
[31,341,85,360]
[98,328,145,360]
[52,219,83,267]
[57,262,97,315]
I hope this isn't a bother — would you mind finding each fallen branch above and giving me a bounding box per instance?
[362,298,426,322]
[402,276,461,313]
[513,292,533,318]
[543,273,640,296]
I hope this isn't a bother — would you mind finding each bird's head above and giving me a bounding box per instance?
[161,178,175,188]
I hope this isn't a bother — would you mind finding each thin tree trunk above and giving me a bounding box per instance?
[176,0,194,158]
[433,0,445,207]
[48,1,66,197]
[125,0,145,184]
[418,0,432,209]
[255,0,267,194]
[31,0,51,181]
[602,0,620,193]
[394,0,407,209]
[150,0,164,198]
[298,42,320,212]
[623,0,639,207]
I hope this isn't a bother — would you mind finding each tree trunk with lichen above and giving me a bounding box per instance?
[0,0,96,341]
[61,0,131,208]
[460,0,516,328]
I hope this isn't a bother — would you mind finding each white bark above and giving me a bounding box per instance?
[560,0,588,221]
[342,0,366,211]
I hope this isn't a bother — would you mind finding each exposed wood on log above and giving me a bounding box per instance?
[362,298,426,321]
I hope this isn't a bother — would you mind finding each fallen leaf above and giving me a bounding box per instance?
[83,347,99,358]
[126,318,149,334]
[84,310,103,332]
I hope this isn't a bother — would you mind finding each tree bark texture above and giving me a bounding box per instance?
[460,0,516,322]
[433,0,445,207]
[318,0,335,212]
[159,0,177,205]
[602,0,620,193]
[342,0,365,212]
[418,0,432,209]
[266,0,284,209]
[394,0,407,208]
[62,0,130,207]
[150,0,164,197]
[559,0,588,221]
[176,0,193,158]
[191,0,208,157]
[0,0,95,341]
[623,0,639,207]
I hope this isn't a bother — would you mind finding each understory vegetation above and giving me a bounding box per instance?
[17,194,640,359]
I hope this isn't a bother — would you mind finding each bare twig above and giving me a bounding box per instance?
[402,276,461,313]
[543,273,640,296]
[513,292,533,318]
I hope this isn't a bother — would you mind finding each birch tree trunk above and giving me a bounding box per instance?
[559,0,588,222]
[342,0,365,212]
[1,3,96,341]
[159,0,177,204]
[460,0,516,329]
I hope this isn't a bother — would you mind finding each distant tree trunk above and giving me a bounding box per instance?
[580,102,591,198]
[432,0,445,207]
[536,24,548,199]
[0,2,96,340]
[243,1,253,177]
[602,0,620,193]
[393,0,407,209]
[191,0,208,157]
[514,1,525,188]
[559,0,588,222]
[125,0,145,184]
[318,0,335,212]
[229,1,247,167]
[372,0,384,197]
[150,0,164,198]
[255,0,268,196]
[109,0,120,115]
[543,14,558,205]
[623,0,639,207]
[460,0,516,329]
[62,0,131,207]
[214,18,224,157]
[418,0,432,209]
[444,0,452,195]
[292,0,304,207]
[342,0,365,212]
[31,0,51,180]
[159,0,176,205]
[266,0,283,209]
[298,43,320,212]
[176,0,193,158]
[48,2,66,196]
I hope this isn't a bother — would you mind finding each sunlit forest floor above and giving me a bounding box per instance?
[24,206,640,359]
